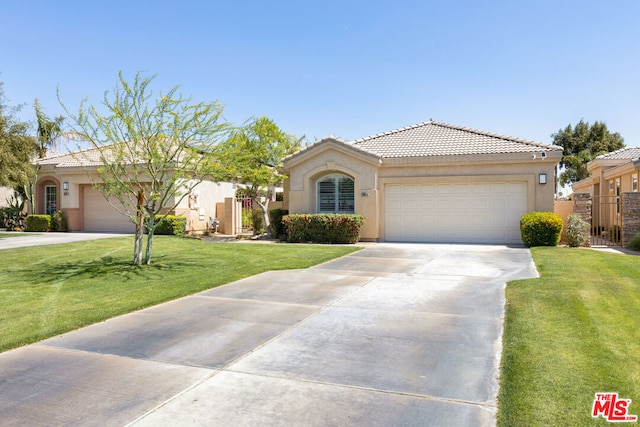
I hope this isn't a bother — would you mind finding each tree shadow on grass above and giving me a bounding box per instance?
[14,254,197,285]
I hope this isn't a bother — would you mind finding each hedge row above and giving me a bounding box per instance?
[282,214,364,244]
[24,212,68,232]
[152,215,186,236]
[25,215,51,232]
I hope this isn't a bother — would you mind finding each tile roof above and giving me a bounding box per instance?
[595,147,640,160]
[349,120,562,158]
[37,146,126,168]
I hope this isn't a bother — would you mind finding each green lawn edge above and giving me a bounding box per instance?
[498,247,640,426]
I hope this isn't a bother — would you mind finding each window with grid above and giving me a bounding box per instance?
[317,174,354,213]
[45,186,57,215]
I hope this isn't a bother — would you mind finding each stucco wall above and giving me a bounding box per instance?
[554,200,574,243]
[0,186,14,208]
[175,180,236,231]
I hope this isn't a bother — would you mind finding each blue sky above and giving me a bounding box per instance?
[1,0,639,147]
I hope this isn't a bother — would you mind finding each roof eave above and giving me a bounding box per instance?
[282,137,382,170]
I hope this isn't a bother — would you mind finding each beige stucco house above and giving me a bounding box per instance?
[34,147,236,233]
[281,120,563,244]
[572,147,640,241]
[572,147,640,196]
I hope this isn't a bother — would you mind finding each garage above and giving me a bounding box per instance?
[384,182,528,244]
[83,187,136,233]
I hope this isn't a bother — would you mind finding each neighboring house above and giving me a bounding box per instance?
[572,147,640,241]
[281,120,562,244]
[34,147,237,233]
[572,147,640,196]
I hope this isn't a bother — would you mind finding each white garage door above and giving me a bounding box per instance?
[84,187,136,233]
[385,182,527,244]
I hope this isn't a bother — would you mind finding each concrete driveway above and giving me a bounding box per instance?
[0,243,538,426]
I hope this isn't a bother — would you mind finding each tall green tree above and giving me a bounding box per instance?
[34,98,65,159]
[552,120,625,186]
[19,99,67,214]
[0,81,37,188]
[216,117,303,238]
[64,72,229,265]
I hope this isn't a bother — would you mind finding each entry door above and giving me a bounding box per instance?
[45,185,57,215]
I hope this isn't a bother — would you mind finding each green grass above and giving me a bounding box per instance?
[0,236,360,352]
[0,232,28,238]
[498,247,640,426]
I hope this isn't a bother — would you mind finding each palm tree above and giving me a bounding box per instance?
[34,98,65,158]
[21,100,66,214]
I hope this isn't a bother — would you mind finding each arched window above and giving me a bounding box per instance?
[317,173,354,214]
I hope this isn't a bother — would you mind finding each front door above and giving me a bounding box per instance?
[45,185,57,215]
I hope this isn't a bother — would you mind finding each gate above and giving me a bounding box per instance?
[591,195,622,246]
[235,195,253,235]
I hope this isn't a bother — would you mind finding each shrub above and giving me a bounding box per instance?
[627,232,640,251]
[520,211,563,247]
[153,215,186,236]
[566,214,589,247]
[1,192,26,230]
[50,210,68,232]
[610,225,621,242]
[25,215,51,232]
[251,209,265,235]
[269,209,288,239]
[283,214,364,244]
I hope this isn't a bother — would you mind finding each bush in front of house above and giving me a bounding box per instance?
[520,211,563,247]
[566,214,590,247]
[628,232,640,251]
[25,215,51,232]
[269,209,288,239]
[251,209,265,235]
[283,214,365,244]
[50,210,68,232]
[153,215,187,236]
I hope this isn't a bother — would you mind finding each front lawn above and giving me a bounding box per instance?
[0,236,360,353]
[498,247,640,426]
[0,232,27,238]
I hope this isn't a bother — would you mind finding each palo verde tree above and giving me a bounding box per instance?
[552,120,625,187]
[217,117,302,238]
[63,72,229,265]
[0,81,37,189]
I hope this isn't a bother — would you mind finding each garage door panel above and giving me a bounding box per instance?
[385,182,527,244]
[84,187,136,233]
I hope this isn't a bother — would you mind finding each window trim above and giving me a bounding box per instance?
[316,173,355,214]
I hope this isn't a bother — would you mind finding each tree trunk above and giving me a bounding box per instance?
[144,214,154,265]
[133,189,145,266]
[255,197,271,238]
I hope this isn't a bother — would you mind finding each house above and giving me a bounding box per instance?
[34,147,237,233]
[572,147,640,244]
[281,120,563,244]
[572,147,640,196]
